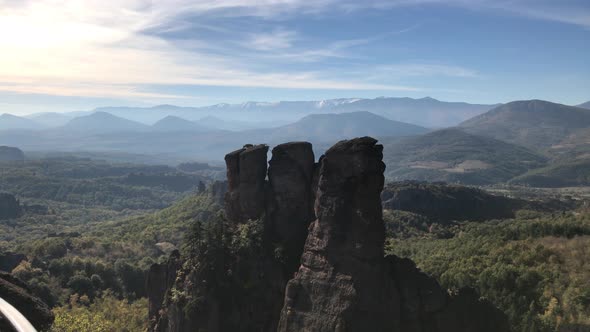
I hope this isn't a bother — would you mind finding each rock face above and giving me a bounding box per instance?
[279,137,401,331]
[0,146,24,162]
[267,142,316,271]
[279,138,509,332]
[224,144,269,222]
[0,193,21,220]
[148,137,510,332]
[0,272,54,331]
[147,251,181,332]
[208,180,228,206]
[0,252,27,272]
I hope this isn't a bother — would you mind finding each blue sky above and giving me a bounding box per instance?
[1,0,589,115]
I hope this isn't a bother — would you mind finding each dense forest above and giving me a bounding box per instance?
[0,157,225,331]
[1,156,589,331]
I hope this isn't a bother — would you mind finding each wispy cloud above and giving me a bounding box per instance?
[143,0,590,28]
[376,64,479,78]
[245,29,298,51]
[0,0,586,102]
[492,1,590,28]
[0,1,424,99]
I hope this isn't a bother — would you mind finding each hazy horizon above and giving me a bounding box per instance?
[1,95,588,118]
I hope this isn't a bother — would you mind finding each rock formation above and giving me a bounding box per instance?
[147,250,181,332]
[267,142,316,272]
[0,193,21,220]
[208,180,228,206]
[148,137,510,332]
[224,144,269,222]
[278,137,401,331]
[0,272,54,331]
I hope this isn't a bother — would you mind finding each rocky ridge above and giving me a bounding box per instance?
[148,137,509,332]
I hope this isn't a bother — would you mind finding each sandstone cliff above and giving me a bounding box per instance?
[148,137,510,332]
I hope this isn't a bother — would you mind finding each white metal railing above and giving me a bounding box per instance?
[0,297,38,332]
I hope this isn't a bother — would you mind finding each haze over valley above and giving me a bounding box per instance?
[2,97,589,187]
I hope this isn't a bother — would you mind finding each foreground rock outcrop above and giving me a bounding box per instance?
[0,272,54,331]
[0,193,21,220]
[279,137,400,331]
[148,137,509,332]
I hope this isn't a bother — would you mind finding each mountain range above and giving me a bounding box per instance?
[62,112,151,133]
[0,110,426,161]
[1,97,589,187]
[152,116,210,132]
[252,111,429,143]
[460,100,590,151]
[0,114,42,131]
[13,96,497,129]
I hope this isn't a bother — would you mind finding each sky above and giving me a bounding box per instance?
[1,0,589,115]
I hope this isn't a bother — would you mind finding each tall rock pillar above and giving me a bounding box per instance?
[278,137,401,331]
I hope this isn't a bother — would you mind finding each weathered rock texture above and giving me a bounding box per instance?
[148,137,510,332]
[0,193,21,220]
[0,272,54,331]
[279,137,401,331]
[224,144,269,222]
[267,142,316,271]
[147,250,181,332]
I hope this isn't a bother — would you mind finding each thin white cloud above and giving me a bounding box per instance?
[246,29,298,51]
[0,0,585,101]
[0,1,423,99]
[144,0,590,28]
[377,64,479,78]
[494,2,590,28]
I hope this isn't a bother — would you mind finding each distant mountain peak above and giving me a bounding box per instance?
[460,99,590,149]
[72,96,497,129]
[92,111,117,117]
[316,98,362,108]
[274,111,428,142]
[0,113,42,130]
[64,111,149,133]
[240,101,276,108]
[420,96,437,101]
[158,115,185,121]
[153,115,209,132]
[151,104,183,110]
[1,113,22,119]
